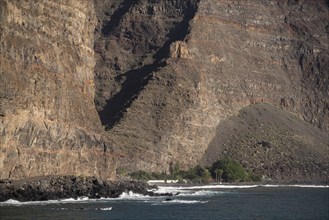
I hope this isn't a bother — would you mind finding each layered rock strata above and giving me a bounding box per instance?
[0,0,114,179]
[94,0,329,181]
[0,0,328,183]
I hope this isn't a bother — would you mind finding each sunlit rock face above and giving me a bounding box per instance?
[0,0,328,182]
[0,0,115,180]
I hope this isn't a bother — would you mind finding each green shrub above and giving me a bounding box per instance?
[151,171,167,180]
[129,170,153,181]
[178,165,211,183]
[128,158,261,183]
[211,157,248,182]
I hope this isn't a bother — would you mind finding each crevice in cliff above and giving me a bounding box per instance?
[101,0,138,36]
[95,0,200,129]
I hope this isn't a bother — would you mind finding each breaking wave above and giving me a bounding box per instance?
[0,197,97,206]
[119,191,151,200]
[161,199,208,204]
[98,207,112,211]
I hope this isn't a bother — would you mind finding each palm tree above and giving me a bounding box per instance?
[215,168,223,182]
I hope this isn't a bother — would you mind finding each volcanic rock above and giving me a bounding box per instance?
[0,0,328,183]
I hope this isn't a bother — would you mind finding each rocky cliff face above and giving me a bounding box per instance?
[1,0,328,182]
[94,0,202,171]
[0,0,114,179]
[94,0,328,181]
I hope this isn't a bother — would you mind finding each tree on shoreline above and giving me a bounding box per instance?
[214,168,223,182]
[128,157,260,183]
[210,157,248,182]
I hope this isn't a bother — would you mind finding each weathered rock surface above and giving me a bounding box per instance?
[0,175,164,202]
[0,0,115,179]
[0,0,328,183]
[94,0,329,182]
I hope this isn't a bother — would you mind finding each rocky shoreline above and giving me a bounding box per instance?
[1,176,328,203]
[0,176,170,202]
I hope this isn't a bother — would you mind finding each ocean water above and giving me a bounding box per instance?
[0,184,328,220]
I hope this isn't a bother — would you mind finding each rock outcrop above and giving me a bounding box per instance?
[0,175,164,202]
[0,0,328,182]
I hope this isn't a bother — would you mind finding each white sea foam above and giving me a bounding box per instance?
[0,197,100,206]
[1,199,22,205]
[186,190,221,197]
[98,207,112,211]
[154,185,250,197]
[156,184,329,193]
[0,199,59,206]
[155,186,231,198]
[161,199,208,204]
[0,192,151,206]
[119,191,151,200]
[61,197,90,202]
[262,184,329,188]
[182,185,259,189]
[155,186,182,194]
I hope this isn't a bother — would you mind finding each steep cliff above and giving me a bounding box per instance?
[94,0,329,181]
[0,0,114,179]
[94,0,202,171]
[1,0,328,182]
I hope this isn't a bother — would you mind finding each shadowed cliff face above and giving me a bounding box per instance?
[0,0,328,182]
[94,0,202,170]
[94,0,200,129]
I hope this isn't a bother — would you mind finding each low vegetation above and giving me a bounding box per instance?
[125,157,262,183]
[210,157,261,182]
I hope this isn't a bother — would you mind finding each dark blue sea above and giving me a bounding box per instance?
[1,184,328,220]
